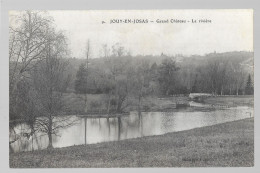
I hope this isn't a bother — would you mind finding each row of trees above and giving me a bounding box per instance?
[74,49,253,115]
[189,58,253,95]
[74,51,253,97]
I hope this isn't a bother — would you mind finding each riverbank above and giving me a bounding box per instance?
[63,93,253,114]
[10,118,254,168]
[63,93,190,114]
[203,95,254,107]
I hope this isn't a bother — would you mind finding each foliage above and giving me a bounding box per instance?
[157,58,180,95]
[245,74,254,95]
[74,63,88,94]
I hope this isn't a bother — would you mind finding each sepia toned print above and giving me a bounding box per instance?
[9,10,253,167]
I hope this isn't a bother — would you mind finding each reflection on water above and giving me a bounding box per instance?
[10,106,253,152]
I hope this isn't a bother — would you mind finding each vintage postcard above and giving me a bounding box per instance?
[9,10,254,168]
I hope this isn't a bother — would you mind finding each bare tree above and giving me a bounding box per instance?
[218,62,228,95]
[103,44,130,113]
[31,29,73,149]
[83,40,91,112]
[232,63,246,95]
[9,11,52,96]
[101,44,110,58]
[132,60,151,111]
[112,43,125,57]
[205,59,228,95]
[9,11,55,129]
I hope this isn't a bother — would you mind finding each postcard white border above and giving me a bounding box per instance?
[1,0,259,172]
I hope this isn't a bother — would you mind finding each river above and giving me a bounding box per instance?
[9,104,253,153]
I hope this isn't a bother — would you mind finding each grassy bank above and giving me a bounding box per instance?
[62,93,189,114]
[10,118,254,168]
[203,95,254,107]
[63,93,253,114]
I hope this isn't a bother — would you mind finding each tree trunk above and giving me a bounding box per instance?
[84,118,87,145]
[166,88,169,96]
[29,124,35,151]
[47,132,53,149]
[32,134,34,151]
[118,117,121,141]
[138,95,142,112]
[107,94,111,114]
[107,118,110,135]
[47,116,53,149]
[33,131,40,150]
[140,112,143,137]
[117,97,123,113]
[84,93,88,113]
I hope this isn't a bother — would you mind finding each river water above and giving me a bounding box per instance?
[10,105,253,153]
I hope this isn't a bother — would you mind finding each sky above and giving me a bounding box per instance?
[10,10,253,58]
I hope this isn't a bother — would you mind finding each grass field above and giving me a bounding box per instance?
[10,118,254,168]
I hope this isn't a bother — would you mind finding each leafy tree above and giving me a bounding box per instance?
[75,64,88,94]
[245,74,254,95]
[158,58,180,95]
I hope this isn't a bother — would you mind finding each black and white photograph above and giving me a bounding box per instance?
[8,9,254,168]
